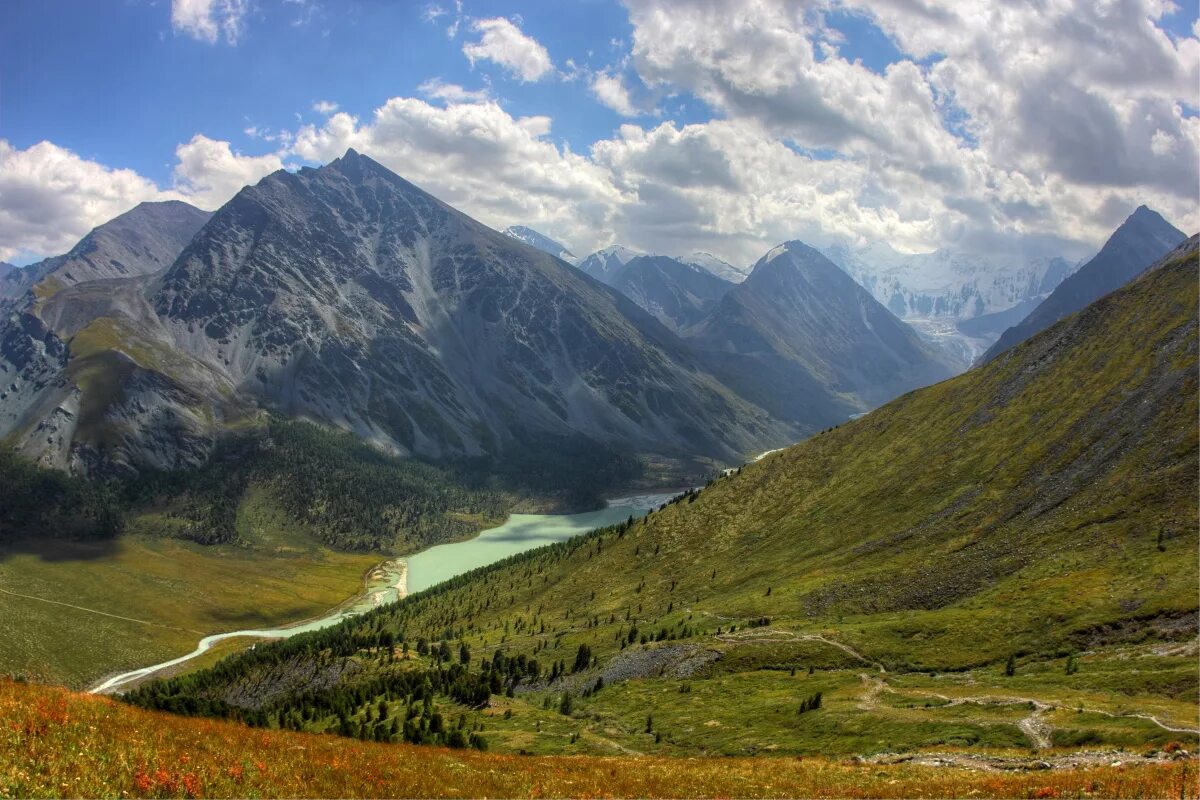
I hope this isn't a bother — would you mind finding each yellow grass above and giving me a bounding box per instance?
[0,679,1194,799]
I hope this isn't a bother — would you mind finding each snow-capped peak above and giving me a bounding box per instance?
[676,252,750,283]
[502,225,578,265]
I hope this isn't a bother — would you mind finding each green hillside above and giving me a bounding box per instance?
[127,241,1199,758]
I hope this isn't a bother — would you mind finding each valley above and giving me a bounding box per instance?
[117,238,1199,768]
[4,3,1199,796]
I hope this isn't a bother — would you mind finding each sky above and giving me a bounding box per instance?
[1,0,1198,266]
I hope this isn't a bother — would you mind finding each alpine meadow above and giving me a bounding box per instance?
[0,2,1197,799]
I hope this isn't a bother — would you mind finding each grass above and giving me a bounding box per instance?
[1,678,1195,799]
[0,494,381,688]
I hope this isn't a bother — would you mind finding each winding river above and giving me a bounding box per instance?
[89,491,679,695]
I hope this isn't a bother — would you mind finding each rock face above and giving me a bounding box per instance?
[149,150,782,465]
[501,226,577,265]
[687,241,956,428]
[980,206,1186,363]
[0,201,227,474]
[606,255,735,333]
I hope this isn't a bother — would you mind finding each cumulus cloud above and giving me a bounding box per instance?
[462,17,554,82]
[312,100,339,114]
[0,141,173,262]
[6,1,1197,269]
[170,0,247,44]
[590,69,640,117]
[172,134,284,208]
[620,0,1200,252]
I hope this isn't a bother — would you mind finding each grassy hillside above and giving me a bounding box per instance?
[125,242,1199,758]
[2,679,1194,799]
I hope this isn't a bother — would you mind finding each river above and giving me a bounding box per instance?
[88,490,679,695]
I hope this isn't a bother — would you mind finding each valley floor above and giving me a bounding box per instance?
[0,495,383,688]
[0,678,1195,799]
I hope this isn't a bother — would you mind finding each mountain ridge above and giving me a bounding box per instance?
[980,205,1185,362]
[2,150,786,480]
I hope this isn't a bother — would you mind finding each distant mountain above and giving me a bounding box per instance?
[980,206,1186,362]
[607,255,734,332]
[0,202,211,303]
[676,252,750,283]
[822,240,1077,365]
[823,241,1075,321]
[687,240,956,427]
[501,225,577,264]
[22,149,774,478]
[577,245,644,284]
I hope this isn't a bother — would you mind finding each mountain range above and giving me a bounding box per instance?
[0,151,973,485]
[503,225,1083,370]
[2,150,1183,509]
[687,241,956,425]
[502,230,957,423]
[2,151,793,480]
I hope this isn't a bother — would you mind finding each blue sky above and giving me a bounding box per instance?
[2,1,650,185]
[1,1,1196,265]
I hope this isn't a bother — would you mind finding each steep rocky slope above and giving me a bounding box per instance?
[687,241,955,427]
[0,202,227,474]
[607,255,734,332]
[0,202,211,302]
[151,150,782,466]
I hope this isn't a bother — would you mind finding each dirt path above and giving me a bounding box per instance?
[0,585,205,634]
[708,621,884,672]
[865,750,1195,772]
[880,684,1199,747]
[858,673,886,710]
[1017,705,1053,750]
[681,617,1198,748]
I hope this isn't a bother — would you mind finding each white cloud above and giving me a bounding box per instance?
[0,140,176,262]
[462,17,554,82]
[170,0,247,45]
[621,0,1200,251]
[590,69,639,117]
[312,100,339,114]
[172,135,284,208]
[0,135,286,262]
[417,79,491,104]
